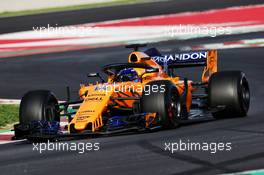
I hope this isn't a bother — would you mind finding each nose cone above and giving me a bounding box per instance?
[74,122,88,131]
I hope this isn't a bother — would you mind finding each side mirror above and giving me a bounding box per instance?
[140,68,159,83]
[145,68,159,73]
[87,72,105,83]
[87,73,99,77]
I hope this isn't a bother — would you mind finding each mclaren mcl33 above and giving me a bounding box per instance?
[13,44,250,140]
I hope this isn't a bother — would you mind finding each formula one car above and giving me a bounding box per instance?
[13,44,250,140]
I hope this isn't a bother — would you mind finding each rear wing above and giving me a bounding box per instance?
[145,49,218,83]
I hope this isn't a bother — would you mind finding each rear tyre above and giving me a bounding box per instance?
[208,71,250,119]
[141,80,181,128]
[19,90,60,124]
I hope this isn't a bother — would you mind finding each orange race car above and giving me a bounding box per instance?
[13,44,250,140]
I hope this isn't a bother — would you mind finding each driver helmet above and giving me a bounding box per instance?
[117,68,140,82]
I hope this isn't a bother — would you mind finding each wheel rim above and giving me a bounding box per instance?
[45,104,56,121]
[44,98,59,122]
[241,78,250,111]
[167,92,180,123]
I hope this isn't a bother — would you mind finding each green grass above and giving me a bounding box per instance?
[0,105,19,128]
[0,0,143,18]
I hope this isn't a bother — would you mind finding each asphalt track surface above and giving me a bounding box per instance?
[0,1,264,175]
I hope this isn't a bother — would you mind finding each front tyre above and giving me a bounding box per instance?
[141,80,181,128]
[14,90,60,139]
[19,90,60,124]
